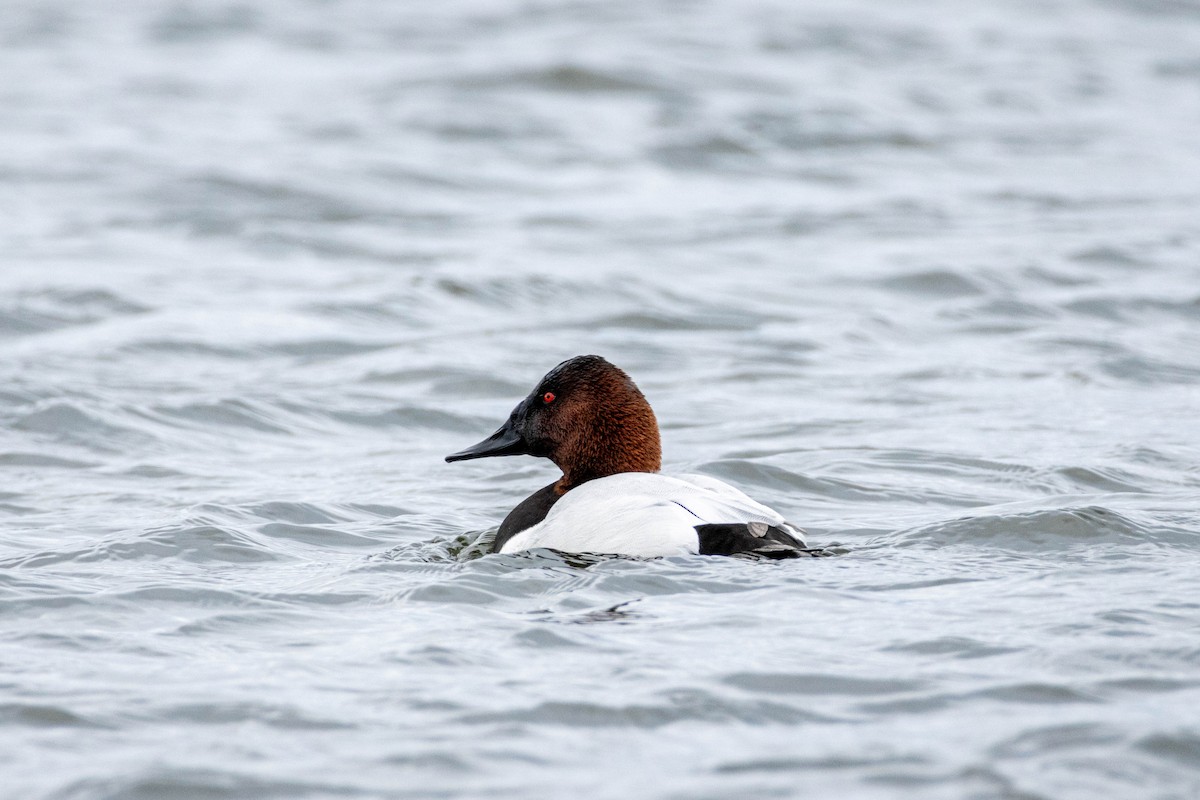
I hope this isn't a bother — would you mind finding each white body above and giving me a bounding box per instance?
[499,472,805,558]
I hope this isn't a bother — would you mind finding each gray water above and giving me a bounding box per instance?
[3,0,1200,797]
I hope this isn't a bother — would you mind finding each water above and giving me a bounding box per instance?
[3,0,1200,797]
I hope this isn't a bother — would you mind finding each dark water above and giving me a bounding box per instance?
[3,1,1200,798]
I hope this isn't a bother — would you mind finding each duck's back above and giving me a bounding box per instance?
[497,472,808,558]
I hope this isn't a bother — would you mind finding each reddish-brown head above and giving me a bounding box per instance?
[446,355,662,491]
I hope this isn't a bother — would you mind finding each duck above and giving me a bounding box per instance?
[445,355,818,559]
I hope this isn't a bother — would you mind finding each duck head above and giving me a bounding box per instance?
[445,355,662,490]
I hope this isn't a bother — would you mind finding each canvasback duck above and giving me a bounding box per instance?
[446,355,817,559]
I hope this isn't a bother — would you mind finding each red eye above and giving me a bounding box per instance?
[543,392,556,404]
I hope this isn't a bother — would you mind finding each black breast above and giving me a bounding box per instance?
[493,482,561,553]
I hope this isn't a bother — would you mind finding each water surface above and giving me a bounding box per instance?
[3,1,1200,798]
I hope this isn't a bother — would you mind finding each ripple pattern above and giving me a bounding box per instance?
[3,1,1200,799]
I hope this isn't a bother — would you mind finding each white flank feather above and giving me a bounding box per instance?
[499,472,804,557]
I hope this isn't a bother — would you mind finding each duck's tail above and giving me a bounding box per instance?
[695,522,828,559]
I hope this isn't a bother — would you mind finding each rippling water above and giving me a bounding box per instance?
[3,0,1200,797]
